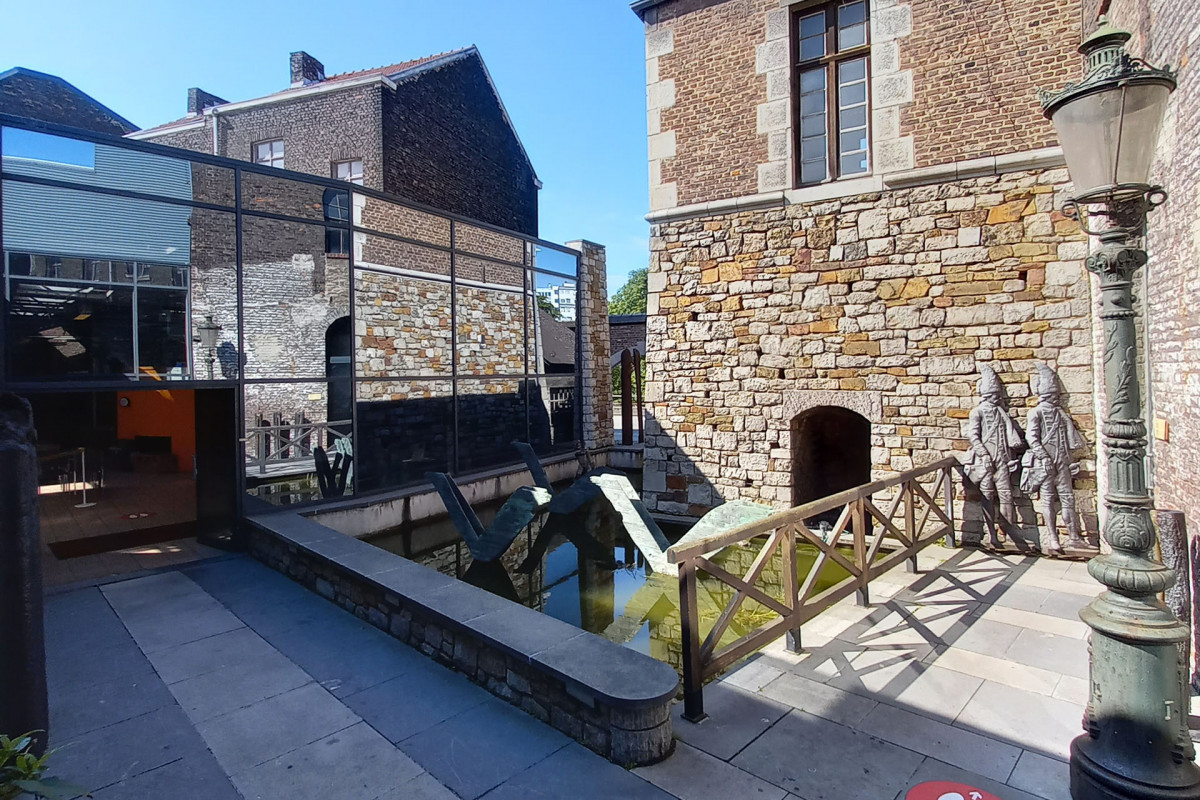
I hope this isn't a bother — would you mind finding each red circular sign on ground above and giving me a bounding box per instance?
[906,781,1003,800]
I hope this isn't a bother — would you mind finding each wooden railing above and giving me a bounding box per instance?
[246,418,351,476]
[668,456,959,722]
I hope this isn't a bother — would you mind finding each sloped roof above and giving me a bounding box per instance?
[538,309,576,367]
[0,67,138,135]
[130,47,538,182]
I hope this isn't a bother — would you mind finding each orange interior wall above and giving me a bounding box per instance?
[116,389,196,472]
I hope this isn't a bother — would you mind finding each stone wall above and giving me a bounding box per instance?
[570,241,614,454]
[643,168,1098,534]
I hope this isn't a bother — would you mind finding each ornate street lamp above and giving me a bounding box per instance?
[1040,17,1200,800]
[196,315,222,380]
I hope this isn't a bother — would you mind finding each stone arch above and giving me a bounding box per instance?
[790,405,872,510]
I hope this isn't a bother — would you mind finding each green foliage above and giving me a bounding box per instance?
[611,360,648,398]
[609,268,648,315]
[1,733,90,800]
[536,295,562,320]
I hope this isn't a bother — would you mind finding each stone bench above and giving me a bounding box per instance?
[245,510,679,765]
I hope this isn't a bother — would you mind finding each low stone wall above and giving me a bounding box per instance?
[244,510,678,766]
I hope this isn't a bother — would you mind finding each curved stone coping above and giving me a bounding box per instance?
[246,509,680,710]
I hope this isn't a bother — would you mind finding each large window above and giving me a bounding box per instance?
[322,188,351,255]
[793,0,870,185]
[253,139,285,169]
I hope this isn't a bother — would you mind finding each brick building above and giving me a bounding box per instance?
[631,0,1099,534]
[0,67,137,136]
[130,48,539,236]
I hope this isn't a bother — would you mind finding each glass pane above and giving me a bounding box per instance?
[356,380,452,492]
[800,35,826,62]
[2,181,194,266]
[529,376,577,456]
[840,81,867,108]
[189,209,239,379]
[801,90,826,116]
[458,283,528,376]
[801,135,827,162]
[240,216,350,379]
[530,244,578,278]
[839,58,866,84]
[839,1,866,27]
[799,11,825,38]
[357,232,451,279]
[802,159,827,184]
[7,280,134,378]
[839,130,868,154]
[355,269,452,376]
[534,270,578,331]
[456,222,525,265]
[841,152,869,175]
[356,193,450,248]
[839,23,867,50]
[241,171,327,221]
[456,378,528,473]
[841,105,867,129]
[457,255,524,290]
[3,127,212,204]
[800,69,826,93]
[244,380,353,504]
[137,287,189,379]
[801,113,827,137]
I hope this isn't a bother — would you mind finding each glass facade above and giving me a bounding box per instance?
[1,117,581,507]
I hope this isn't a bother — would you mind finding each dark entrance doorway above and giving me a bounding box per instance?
[791,406,871,522]
[326,316,352,432]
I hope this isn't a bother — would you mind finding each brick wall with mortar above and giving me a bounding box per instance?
[640,0,1083,210]
[643,169,1099,537]
[1099,2,1200,536]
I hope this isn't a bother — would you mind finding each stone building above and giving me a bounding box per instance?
[130,47,539,236]
[631,0,1099,531]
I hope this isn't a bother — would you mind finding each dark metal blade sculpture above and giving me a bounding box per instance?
[425,471,551,563]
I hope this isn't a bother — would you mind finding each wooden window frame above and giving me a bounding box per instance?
[332,159,364,186]
[252,138,285,169]
[790,0,872,188]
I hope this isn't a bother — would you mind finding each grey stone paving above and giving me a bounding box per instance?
[635,545,1089,800]
[43,545,1092,800]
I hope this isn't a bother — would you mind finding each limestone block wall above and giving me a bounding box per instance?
[643,168,1097,529]
[570,241,614,453]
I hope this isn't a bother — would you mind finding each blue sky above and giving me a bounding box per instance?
[0,0,651,295]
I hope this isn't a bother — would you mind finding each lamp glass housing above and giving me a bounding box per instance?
[198,316,221,350]
[1049,80,1172,200]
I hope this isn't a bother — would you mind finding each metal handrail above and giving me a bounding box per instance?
[672,457,959,722]
[245,419,351,474]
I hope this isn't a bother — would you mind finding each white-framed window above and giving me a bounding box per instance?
[793,0,871,185]
[334,159,364,185]
[253,139,285,169]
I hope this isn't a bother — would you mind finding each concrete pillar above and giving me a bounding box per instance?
[0,393,47,752]
[567,240,614,455]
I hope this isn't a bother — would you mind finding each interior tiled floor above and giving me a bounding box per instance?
[42,545,1099,799]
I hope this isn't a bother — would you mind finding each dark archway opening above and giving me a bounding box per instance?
[325,316,352,433]
[791,406,871,525]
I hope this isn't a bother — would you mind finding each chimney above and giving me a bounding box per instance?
[290,52,325,87]
[187,87,228,115]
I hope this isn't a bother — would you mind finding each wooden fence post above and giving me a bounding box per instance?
[905,483,918,573]
[854,497,869,607]
[679,559,707,722]
[943,465,956,547]
[781,525,802,653]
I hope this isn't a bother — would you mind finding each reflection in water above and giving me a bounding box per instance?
[369,496,857,677]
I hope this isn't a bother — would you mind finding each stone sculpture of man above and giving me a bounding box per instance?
[1022,362,1085,553]
[965,365,1023,547]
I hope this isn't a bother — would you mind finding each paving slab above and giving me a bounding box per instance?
[196,682,361,775]
[672,681,789,761]
[1004,627,1090,680]
[167,650,313,723]
[232,721,425,800]
[954,680,1083,760]
[49,667,176,742]
[900,757,1044,800]
[758,670,879,728]
[1007,750,1072,800]
[398,696,569,799]
[89,754,241,800]
[146,626,281,685]
[482,742,673,800]
[343,663,493,743]
[634,740,788,800]
[732,709,925,800]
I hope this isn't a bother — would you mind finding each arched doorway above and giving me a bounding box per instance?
[325,316,352,432]
[791,406,871,519]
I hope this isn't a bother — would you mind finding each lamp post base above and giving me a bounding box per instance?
[1072,738,1200,800]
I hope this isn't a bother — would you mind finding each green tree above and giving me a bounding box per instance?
[536,295,562,320]
[609,268,648,315]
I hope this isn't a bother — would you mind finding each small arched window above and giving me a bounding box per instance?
[323,188,350,256]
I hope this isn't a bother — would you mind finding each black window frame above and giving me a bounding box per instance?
[791,0,872,187]
[322,188,351,256]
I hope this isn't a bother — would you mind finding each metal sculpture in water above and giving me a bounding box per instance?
[1021,363,1087,554]
[314,444,352,499]
[424,471,552,563]
[964,364,1024,548]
